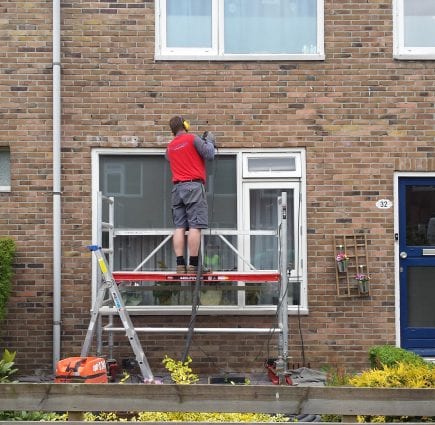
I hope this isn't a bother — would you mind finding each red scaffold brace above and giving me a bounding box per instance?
[265,359,293,386]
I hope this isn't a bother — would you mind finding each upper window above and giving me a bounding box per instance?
[0,148,11,192]
[155,0,324,60]
[394,0,435,59]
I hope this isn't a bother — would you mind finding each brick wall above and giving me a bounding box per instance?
[1,0,434,377]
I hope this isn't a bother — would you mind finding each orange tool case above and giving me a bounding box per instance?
[55,356,108,383]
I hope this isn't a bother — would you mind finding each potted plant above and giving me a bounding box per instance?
[336,250,349,272]
[355,271,370,295]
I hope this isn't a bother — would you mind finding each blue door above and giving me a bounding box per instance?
[399,177,435,356]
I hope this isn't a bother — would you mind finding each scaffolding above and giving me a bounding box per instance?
[89,192,291,383]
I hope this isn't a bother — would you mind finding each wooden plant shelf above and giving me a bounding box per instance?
[334,234,370,298]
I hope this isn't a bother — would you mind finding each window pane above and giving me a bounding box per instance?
[224,0,317,54]
[404,0,435,47]
[250,188,295,269]
[406,185,435,246]
[0,149,11,187]
[167,0,212,48]
[206,155,237,228]
[248,156,296,173]
[407,266,435,327]
[100,156,173,229]
[203,234,238,271]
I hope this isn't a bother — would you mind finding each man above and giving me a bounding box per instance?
[166,116,216,273]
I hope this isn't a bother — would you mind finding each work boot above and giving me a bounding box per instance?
[186,264,198,274]
[176,264,187,274]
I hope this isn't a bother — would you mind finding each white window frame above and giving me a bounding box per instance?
[241,181,305,309]
[393,0,435,60]
[242,152,302,179]
[155,0,325,61]
[91,147,307,315]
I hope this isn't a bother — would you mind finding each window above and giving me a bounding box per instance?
[394,0,435,59]
[156,0,324,60]
[93,148,307,313]
[0,148,11,192]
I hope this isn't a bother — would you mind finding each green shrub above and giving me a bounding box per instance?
[323,366,352,386]
[82,411,290,422]
[350,362,435,388]
[162,355,199,384]
[349,362,435,423]
[0,348,18,382]
[0,411,67,421]
[0,237,16,323]
[368,345,429,369]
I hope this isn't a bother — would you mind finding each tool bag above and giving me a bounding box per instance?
[55,356,108,383]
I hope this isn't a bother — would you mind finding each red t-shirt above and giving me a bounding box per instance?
[166,133,206,183]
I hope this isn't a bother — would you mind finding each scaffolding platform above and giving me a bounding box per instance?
[112,271,280,283]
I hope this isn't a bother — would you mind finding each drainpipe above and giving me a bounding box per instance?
[52,0,61,371]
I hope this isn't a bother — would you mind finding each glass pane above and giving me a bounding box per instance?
[406,185,435,246]
[0,149,11,187]
[203,235,238,272]
[167,0,212,48]
[249,188,295,305]
[404,0,435,47]
[114,235,174,272]
[407,267,435,327]
[100,155,237,230]
[224,0,317,54]
[100,156,173,229]
[245,281,298,306]
[248,156,296,173]
[206,155,237,228]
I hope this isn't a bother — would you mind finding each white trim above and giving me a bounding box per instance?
[155,0,325,61]
[0,186,11,192]
[242,152,302,178]
[155,53,325,61]
[393,172,401,348]
[91,147,307,315]
[393,0,435,60]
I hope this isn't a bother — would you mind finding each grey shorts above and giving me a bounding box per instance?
[171,181,208,229]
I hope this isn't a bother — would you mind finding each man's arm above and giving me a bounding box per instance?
[193,132,216,161]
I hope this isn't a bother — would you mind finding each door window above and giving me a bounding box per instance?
[405,184,435,246]
[243,184,299,306]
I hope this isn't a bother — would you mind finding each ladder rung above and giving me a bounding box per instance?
[104,326,280,334]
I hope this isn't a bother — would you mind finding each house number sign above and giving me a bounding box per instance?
[375,199,392,209]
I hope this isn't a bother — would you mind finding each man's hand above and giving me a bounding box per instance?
[202,131,216,146]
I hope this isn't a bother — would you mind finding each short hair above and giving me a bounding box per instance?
[169,116,185,136]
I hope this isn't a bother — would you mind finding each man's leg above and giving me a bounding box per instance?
[173,228,187,272]
[187,228,201,257]
[173,228,186,257]
[187,228,201,272]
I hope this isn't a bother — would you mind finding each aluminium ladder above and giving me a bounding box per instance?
[81,245,155,383]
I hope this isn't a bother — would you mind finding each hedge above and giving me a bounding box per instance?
[0,237,16,323]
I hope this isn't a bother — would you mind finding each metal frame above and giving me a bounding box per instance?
[87,192,290,382]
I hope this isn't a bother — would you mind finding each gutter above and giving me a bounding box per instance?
[52,0,62,370]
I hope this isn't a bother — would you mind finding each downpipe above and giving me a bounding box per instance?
[52,0,62,371]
